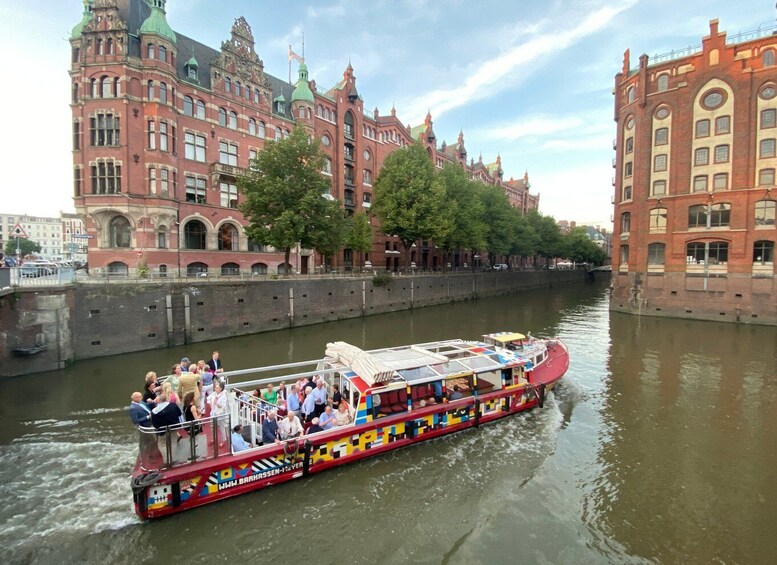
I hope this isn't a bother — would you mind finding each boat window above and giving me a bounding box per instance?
[430,360,469,376]
[476,371,500,393]
[460,357,501,371]
[398,365,438,382]
[374,388,408,417]
[445,376,474,399]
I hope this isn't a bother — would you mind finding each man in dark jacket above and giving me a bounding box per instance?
[262,410,280,445]
[151,392,183,464]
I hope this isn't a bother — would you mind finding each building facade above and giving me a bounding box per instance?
[611,18,777,324]
[69,0,538,277]
[0,212,86,262]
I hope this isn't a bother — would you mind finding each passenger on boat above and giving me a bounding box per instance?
[262,384,278,405]
[306,417,323,435]
[449,385,463,400]
[262,410,281,445]
[178,368,202,410]
[312,380,328,416]
[277,381,287,403]
[371,392,381,419]
[161,381,179,407]
[180,357,191,373]
[333,402,353,427]
[143,372,160,407]
[231,425,251,452]
[302,386,315,422]
[200,365,214,411]
[151,391,183,464]
[287,385,301,414]
[129,392,158,469]
[279,410,303,439]
[208,379,230,441]
[207,351,224,374]
[319,406,336,430]
[331,384,342,409]
[182,392,202,436]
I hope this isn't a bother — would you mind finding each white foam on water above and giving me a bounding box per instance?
[0,438,140,557]
[69,407,126,416]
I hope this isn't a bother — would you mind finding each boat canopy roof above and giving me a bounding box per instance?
[483,331,526,343]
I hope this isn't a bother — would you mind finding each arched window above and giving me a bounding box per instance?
[620,245,629,265]
[251,262,268,275]
[186,262,208,277]
[106,38,114,55]
[196,99,205,119]
[221,262,240,275]
[626,86,635,103]
[218,107,227,127]
[254,89,260,103]
[344,111,355,138]
[753,241,775,264]
[277,263,292,275]
[159,82,167,104]
[248,118,256,136]
[109,216,131,248]
[72,82,79,103]
[147,80,154,100]
[102,76,112,98]
[258,121,266,138]
[183,95,193,116]
[159,45,167,62]
[228,111,237,130]
[107,261,128,275]
[91,78,98,98]
[235,81,241,97]
[225,77,232,93]
[657,74,669,92]
[763,49,775,67]
[755,200,776,226]
[647,243,665,265]
[147,43,155,59]
[620,212,631,233]
[275,126,282,140]
[218,223,239,251]
[96,38,103,55]
[113,77,120,97]
[184,220,207,250]
[649,207,668,232]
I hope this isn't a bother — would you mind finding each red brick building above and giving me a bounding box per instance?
[70,0,538,276]
[611,18,777,324]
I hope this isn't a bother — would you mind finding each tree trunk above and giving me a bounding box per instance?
[284,247,291,277]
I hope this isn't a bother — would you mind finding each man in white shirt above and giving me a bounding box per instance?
[279,410,303,439]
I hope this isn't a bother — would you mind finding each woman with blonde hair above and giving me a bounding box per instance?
[161,381,179,406]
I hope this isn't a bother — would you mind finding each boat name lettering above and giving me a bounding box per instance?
[218,462,303,491]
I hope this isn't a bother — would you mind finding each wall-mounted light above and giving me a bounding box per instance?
[132,154,140,163]
[132,108,139,118]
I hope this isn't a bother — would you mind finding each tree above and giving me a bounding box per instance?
[239,126,345,273]
[509,209,539,266]
[477,183,513,264]
[373,143,450,267]
[526,209,563,264]
[346,211,374,269]
[436,164,486,270]
[311,200,348,270]
[5,237,41,258]
[563,227,607,265]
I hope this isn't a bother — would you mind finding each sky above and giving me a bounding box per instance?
[0,0,773,228]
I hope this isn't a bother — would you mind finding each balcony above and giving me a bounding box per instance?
[210,162,245,178]
[612,158,616,168]
[344,176,355,187]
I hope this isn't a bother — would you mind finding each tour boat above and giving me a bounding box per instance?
[131,332,569,520]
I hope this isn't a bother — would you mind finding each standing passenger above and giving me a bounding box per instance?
[207,351,224,374]
[208,379,230,441]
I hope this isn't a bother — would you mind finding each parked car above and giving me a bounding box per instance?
[20,261,57,277]
[493,264,509,271]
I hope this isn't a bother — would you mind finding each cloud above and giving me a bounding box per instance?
[531,163,615,225]
[400,0,638,124]
[306,2,346,19]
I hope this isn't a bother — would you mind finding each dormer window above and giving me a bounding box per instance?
[276,100,285,114]
[188,66,197,81]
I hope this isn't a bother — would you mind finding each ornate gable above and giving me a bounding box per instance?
[211,17,271,96]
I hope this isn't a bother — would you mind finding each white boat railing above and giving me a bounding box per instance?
[137,413,231,471]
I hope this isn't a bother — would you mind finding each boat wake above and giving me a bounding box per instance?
[0,430,139,561]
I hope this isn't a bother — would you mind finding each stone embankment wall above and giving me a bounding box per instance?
[0,270,585,376]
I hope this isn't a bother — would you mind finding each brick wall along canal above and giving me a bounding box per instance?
[1,279,776,564]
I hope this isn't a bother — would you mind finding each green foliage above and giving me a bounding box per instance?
[563,227,607,265]
[5,237,41,257]
[347,211,374,267]
[372,272,392,286]
[373,143,451,251]
[312,200,348,260]
[436,164,486,254]
[478,183,514,258]
[239,125,344,270]
[525,209,563,259]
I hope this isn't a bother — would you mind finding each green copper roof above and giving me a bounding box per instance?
[410,124,426,140]
[71,0,93,40]
[274,94,286,102]
[140,0,177,44]
[186,55,198,68]
[291,63,314,103]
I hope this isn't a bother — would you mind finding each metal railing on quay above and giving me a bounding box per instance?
[6,267,76,288]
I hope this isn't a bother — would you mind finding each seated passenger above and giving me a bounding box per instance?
[305,417,324,435]
[279,410,303,439]
[231,424,251,452]
[262,410,281,445]
[262,383,278,405]
[449,385,463,400]
[331,384,342,410]
[333,402,353,427]
[319,405,336,430]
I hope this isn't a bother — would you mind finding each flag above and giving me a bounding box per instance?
[288,45,304,63]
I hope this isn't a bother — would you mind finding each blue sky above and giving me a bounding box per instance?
[0,0,772,228]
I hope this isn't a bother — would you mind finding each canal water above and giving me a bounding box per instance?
[2,278,776,564]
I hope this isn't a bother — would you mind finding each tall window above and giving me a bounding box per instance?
[714,144,729,163]
[158,230,167,249]
[159,45,167,62]
[619,245,629,264]
[695,119,710,138]
[72,82,79,103]
[218,108,227,127]
[96,38,103,55]
[147,120,156,150]
[647,243,665,265]
[709,203,731,227]
[652,180,666,196]
[73,167,82,196]
[759,168,775,186]
[653,154,667,172]
[624,162,632,177]
[147,80,154,100]
[694,147,709,165]
[234,81,241,97]
[688,205,707,228]
[225,77,231,93]
[147,43,155,59]
[626,86,635,103]
[183,95,193,116]
[620,212,631,233]
[622,185,632,201]
[755,200,776,226]
[625,137,633,153]
[654,128,668,146]
[228,111,237,130]
[219,141,237,165]
[760,138,776,159]
[109,216,131,248]
[715,115,730,135]
[657,74,669,92]
[753,241,774,264]
[322,158,332,174]
[91,159,121,194]
[185,176,206,203]
[713,173,728,191]
[762,109,776,129]
[763,49,775,67]
[159,82,167,104]
[649,207,668,232]
[218,224,239,250]
[184,220,207,250]
[160,168,169,194]
[275,127,282,140]
[344,111,355,139]
[363,169,372,185]
[102,76,112,98]
[220,182,238,208]
[258,121,266,138]
[148,166,157,193]
[185,132,206,162]
[248,118,256,136]
[693,175,708,192]
[196,100,206,119]
[159,122,168,151]
[73,121,81,150]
